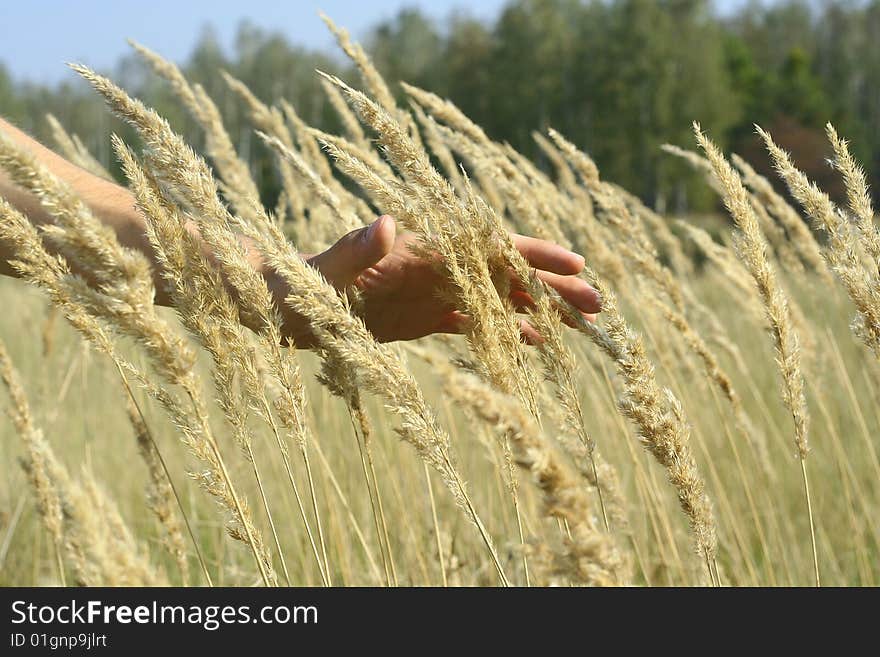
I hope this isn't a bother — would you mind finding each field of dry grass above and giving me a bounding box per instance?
[0,18,877,587]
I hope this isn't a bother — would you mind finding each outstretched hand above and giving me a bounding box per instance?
[275,215,600,348]
[0,117,599,350]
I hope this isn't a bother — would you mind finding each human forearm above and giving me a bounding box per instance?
[0,117,163,284]
[0,118,601,347]
[0,117,310,343]
[0,117,152,241]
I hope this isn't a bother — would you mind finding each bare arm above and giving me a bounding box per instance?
[0,116,174,299]
[0,117,601,346]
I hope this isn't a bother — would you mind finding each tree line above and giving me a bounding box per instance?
[0,0,877,212]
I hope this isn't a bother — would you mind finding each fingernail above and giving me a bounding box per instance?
[364,217,382,243]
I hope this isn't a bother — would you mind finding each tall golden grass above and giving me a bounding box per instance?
[0,18,877,586]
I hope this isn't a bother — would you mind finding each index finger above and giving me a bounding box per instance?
[511,234,585,275]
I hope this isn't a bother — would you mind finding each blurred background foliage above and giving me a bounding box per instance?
[0,0,877,214]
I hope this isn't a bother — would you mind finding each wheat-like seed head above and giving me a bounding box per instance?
[825,123,880,265]
[758,124,880,355]
[697,123,810,460]
[581,265,717,560]
[0,132,151,288]
[731,152,831,282]
[258,131,361,233]
[44,114,112,180]
[131,41,264,223]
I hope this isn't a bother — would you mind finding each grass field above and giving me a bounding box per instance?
[0,258,876,586]
[0,22,878,587]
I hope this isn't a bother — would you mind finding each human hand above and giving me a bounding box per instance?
[276,215,601,347]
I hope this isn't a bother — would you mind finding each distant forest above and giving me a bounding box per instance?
[1,0,877,212]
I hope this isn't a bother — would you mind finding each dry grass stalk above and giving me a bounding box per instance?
[309,126,397,183]
[220,70,309,234]
[612,183,693,275]
[445,369,629,586]
[318,355,399,586]
[525,152,623,282]
[320,77,369,148]
[110,89,338,571]
[319,84,630,536]
[826,124,880,271]
[0,133,151,288]
[325,128,576,568]
[759,126,880,356]
[279,100,337,188]
[45,114,112,181]
[321,14,424,151]
[550,130,685,313]
[576,266,718,572]
[408,341,532,582]
[279,99,378,230]
[523,280,622,530]
[402,82,508,211]
[243,213,510,583]
[258,131,362,234]
[432,120,568,244]
[697,123,818,586]
[70,471,167,586]
[0,338,66,584]
[320,72,541,418]
[2,196,275,583]
[409,102,466,194]
[402,82,490,146]
[0,120,277,585]
[74,63,509,584]
[0,337,163,585]
[661,143,724,193]
[225,176,510,582]
[532,130,579,195]
[127,399,189,582]
[343,80,672,550]
[111,132,328,585]
[677,221,770,327]
[731,152,832,281]
[119,140,293,584]
[662,144,804,273]
[130,41,264,223]
[550,130,741,528]
[648,296,768,466]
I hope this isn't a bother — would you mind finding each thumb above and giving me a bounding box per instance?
[307,215,396,288]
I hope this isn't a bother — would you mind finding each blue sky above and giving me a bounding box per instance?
[1,0,751,85]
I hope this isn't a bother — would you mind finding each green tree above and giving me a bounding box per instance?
[368,9,444,94]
